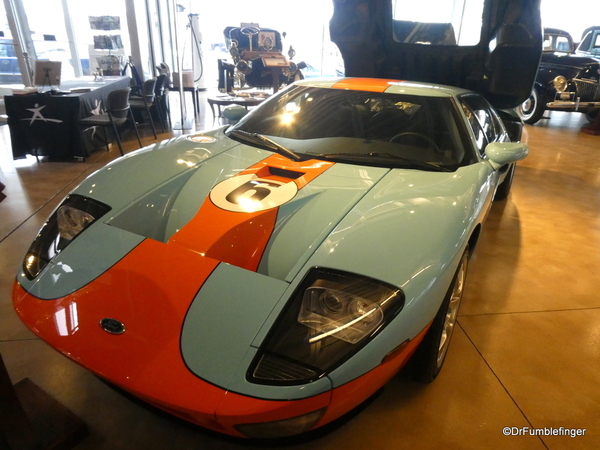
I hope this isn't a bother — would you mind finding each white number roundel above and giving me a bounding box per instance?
[210,174,298,213]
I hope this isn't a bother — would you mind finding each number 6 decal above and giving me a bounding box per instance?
[210,174,298,213]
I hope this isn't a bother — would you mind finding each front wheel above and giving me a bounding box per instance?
[517,88,545,125]
[405,248,469,383]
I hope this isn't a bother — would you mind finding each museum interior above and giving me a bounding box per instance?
[1,0,600,449]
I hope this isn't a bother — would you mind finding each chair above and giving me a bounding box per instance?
[79,87,142,157]
[153,74,170,131]
[129,78,158,139]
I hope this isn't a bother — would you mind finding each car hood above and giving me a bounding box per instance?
[21,128,487,296]
[540,53,600,71]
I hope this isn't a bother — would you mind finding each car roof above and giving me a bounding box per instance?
[581,26,600,40]
[544,28,572,37]
[295,77,468,98]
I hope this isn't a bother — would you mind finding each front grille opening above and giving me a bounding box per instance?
[574,78,600,101]
[251,353,318,383]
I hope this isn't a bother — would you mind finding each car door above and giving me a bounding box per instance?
[457,93,508,207]
[330,0,543,110]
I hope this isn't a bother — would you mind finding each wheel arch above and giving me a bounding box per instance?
[467,224,482,256]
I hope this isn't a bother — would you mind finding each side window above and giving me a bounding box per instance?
[556,36,573,53]
[579,32,592,52]
[459,94,506,156]
[459,97,489,156]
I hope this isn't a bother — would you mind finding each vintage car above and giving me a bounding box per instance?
[222,26,304,91]
[517,28,600,124]
[13,77,528,438]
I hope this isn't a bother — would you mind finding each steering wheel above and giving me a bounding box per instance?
[240,27,260,51]
[390,132,439,151]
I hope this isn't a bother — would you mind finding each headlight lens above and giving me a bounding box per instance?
[248,268,404,385]
[552,76,568,93]
[23,194,110,280]
[298,283,385,344]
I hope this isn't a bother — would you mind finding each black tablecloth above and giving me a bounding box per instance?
[5,76,131,160]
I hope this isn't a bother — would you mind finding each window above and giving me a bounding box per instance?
[22,0,76,78]
[68,2,130,77]
[543,33,573,53]
[459,94,506,156]
[555,36,572,52]
[0,1,22,84]
[392,0,484,46]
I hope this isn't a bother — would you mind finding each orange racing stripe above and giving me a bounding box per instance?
[168,154,333,271]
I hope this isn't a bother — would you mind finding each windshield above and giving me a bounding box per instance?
[228,85,472,171]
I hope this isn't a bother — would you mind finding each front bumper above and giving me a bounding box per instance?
[546,100,600,110]
[12,231,428,439]
[13,281,426,437]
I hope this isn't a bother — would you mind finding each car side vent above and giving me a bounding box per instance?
[251,353,317,383]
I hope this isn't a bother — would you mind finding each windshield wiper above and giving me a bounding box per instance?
[227,129,303,162]
[316,152,451,172]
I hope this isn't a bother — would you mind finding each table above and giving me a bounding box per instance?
[207,95,266,119]
[5,76,131,160]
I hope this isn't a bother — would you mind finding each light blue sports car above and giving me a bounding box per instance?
[13,77,527,439]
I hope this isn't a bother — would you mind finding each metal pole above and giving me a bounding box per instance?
[62,0,82,78]
[171,0,190,130]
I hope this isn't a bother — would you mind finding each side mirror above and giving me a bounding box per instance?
[485,142,528,170]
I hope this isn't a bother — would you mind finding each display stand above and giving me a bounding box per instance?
[89,16,124,76]
[0,352,88,450]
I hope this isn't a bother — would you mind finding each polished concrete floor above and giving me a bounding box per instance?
[1,97,599,449]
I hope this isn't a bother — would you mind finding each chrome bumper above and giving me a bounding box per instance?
[546,100,600,110]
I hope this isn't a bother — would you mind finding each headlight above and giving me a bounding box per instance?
[248,268,404,385]
[552,76,568,93]
[23,194,110,280]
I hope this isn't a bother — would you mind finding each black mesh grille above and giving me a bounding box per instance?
[252,353,317,382]
[574,79,600,101]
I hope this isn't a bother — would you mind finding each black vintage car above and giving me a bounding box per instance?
[517,28,600,124]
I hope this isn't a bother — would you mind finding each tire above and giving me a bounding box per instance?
[493,163,515,201]
[405,248,469,383]
[517,88,545,124]
[585,109,599,123]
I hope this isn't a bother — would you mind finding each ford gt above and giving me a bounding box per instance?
[13,78,527,438]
